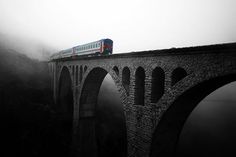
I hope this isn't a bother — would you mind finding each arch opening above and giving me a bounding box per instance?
[57,66,74,155]
[177,81,236,156]
[78,67,127,157]
[72,66,75,76]
[76,66,78,86]
[79,66,83,83]
[150,74,236,157]
[122,67,130,95]
[113,66,119,76]
[84,66,87,73]
[135,67,145,106]
[171,67,187,86]
[151,67,165,103]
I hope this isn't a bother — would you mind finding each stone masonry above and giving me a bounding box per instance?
[49,43,236,157]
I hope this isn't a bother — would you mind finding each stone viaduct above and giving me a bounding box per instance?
[49,43,236,157]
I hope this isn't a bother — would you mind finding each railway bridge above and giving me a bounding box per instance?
[49,43,236,157]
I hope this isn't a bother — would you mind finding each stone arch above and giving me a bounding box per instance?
[72,66,75,76]
[171,67,187,86]
[57,65,71,81]
[135,67,145,106]
[113,66,119,76]
[122,67,130,95]
[84,66,87,73]
[80,66,83,83]
[57,66,74,154]
[75,66,78,86]
[150,73,236,157]
[77,67,127,157]
[151,67,165,103]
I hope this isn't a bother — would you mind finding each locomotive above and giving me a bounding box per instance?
[51,38,113,60]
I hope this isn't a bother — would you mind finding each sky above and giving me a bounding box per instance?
[0,0,236,54]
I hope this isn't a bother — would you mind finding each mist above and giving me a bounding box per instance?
[0,0,235,54]
[96,74,127,157]
[177,82,236,156]
[0,32,56,60]
[0,0,236,156]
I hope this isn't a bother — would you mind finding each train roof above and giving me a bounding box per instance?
[75,38,112,46]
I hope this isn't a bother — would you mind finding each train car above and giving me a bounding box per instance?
[50,38,113,60]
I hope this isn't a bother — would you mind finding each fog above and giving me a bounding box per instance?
[97,74,127,156]
[177,82,236,156]
[0,0,236,59]
[0,33,56,60]
[0,0,236,156]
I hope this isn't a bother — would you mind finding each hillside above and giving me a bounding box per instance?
[0,46,68,157]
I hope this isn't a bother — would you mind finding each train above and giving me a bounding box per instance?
[50,38,113,60]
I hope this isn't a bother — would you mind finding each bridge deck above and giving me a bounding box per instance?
[52,42,236,62]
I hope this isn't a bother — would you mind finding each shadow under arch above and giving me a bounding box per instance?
[57,66,74,155]
[77,67,127,157]
[150,74,236,157]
